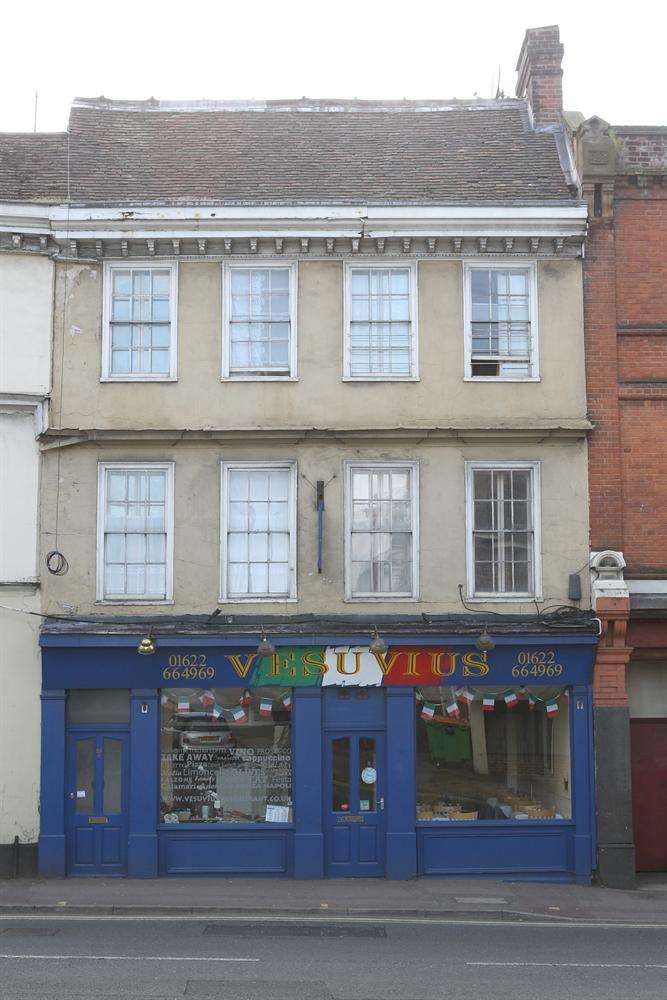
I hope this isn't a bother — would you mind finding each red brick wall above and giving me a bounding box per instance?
[615,200,667,324]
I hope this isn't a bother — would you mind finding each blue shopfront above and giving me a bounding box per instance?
[39,624,598,882]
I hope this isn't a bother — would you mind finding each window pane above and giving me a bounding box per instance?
[358,737,377,812]
[349,269,412,376]
[472,468,534,595]
[68,690,130,725]
[332,737,350,812]
[160,687,292,823]
[416,687,571,821]
[75,738,95,815]
[103,738,123,814]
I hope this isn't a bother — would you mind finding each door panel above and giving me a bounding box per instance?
[631,720,667,871]
[66,731,129,876]
[324,731,385,876]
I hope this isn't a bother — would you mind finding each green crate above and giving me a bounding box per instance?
[426,722,472,764]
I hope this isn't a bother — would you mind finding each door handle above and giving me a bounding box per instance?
[68,792,75,800]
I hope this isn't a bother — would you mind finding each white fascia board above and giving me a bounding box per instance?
[0,203,51,234]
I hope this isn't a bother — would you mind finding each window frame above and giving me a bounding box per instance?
[96,461,175,604]
[101,261,179,382]
[219,460,298,603]
[465,460,542,602]
[463,260,539,382]
[344,459,420,601]
[343,260,419,381]
[221,261,298,381]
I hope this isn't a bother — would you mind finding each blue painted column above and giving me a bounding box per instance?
[38,689,67,877]
[385,687,417,879]
[293,688,324,878]
[571,685,595,884]
[128,689,159,877]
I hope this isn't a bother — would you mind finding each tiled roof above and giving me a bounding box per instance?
[1,97,578,206]
[0,133,68,202]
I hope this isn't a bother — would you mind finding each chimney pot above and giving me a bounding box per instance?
[516,24,564,126]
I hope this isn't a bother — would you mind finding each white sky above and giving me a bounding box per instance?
[1,0,664,133]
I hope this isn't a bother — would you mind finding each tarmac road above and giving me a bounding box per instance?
[0,913,666,1000]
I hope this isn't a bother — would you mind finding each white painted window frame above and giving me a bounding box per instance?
[96,461,175,604]
[463,260,540,382]
[219,460,298,603]
[221,260,298,381]
[343,260,419,381]
[344,459,420,601]
[101,260,179,382]
[465,460,542,602]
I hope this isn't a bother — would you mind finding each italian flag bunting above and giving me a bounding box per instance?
[562,688,569,702]
[483,696,495,713]
[420,702,435,721]
[281,692,292,713]
[528,694,537,711]
[446,698,460,718]
[504,690,518,709]
[546,699,559,718]
[231,704,248,724]
[259,697,273,718]
[177,697,190,714]
[458,687,474,706]
[200,690,215,709]
[211,703,223,720]
[518,686,528,701]
[241,688,252,707]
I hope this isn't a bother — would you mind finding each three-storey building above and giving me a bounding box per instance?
[2,26,600,880]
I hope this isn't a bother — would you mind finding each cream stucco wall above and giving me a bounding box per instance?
[40,438,590,617]
[0,254,53,395]
[0,411,40,582]
[50,258,587,431]
[0,590,41,843]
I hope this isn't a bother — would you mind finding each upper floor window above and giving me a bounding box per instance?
[220,462,297,601]
[97,463,174,602]
[345,462,419,600]
[466,462,541,600]
[222,264,297,379]
[465,264,538,380]
[102,263,177,381]
[344,263,418,380]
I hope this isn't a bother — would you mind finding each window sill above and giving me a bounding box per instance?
[463,376,541,383]
[465,594,543,603]
[218,596,298,604]
[100,376,178,383]
[96,598,175,606]
[158,822,294,831]
[221,375,298,383]
[342,376,420,383]
[344,595,420,603]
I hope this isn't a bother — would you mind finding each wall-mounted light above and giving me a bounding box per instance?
[257,627,276,657]
[369,625,387,656]
[475,628,495,652]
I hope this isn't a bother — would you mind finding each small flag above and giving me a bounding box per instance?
[546,699,559,718]
[483,696,495,713]
[259,697,273,717]
[562,689,569,701]
[518,686,528,700]
[241,688,252,707]
[420,702,435,721]
[415,688,424,703]
[504,690,518,709]
[231,705,248,723]
[281,692,292,712]
[211,703,223,720]
[446,699,460,718]
[528,694,537,711]
[458,687,474,706]
[160,693,169,706]
[200,690,215,709]
[177,698,189,714]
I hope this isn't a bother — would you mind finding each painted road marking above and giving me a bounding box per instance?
[454,897,508,904]
[0,953,258,963]
[469,961,667,969]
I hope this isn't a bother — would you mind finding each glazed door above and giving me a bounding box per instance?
[631,720,667,871]
[324,732,385,876]
[66,732,129,876]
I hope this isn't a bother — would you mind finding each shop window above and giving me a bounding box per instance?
[415,686,571,821]
[67,689,130,725]
[160,687,292,824]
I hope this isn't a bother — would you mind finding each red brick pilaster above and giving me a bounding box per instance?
[593,597,633,706]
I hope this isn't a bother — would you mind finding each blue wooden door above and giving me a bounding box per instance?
[324,732,386,877]
[66,732,129,876]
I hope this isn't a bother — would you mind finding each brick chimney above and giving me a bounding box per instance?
[515,25,564,126]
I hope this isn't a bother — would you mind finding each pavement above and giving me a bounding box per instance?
[2,874,667,924]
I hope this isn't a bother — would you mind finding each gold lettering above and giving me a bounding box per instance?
[371,650,408,676]
[336,651,363,675]
[302,650,328,676]
[270,651,296,678]
[430,651,458,677]
[227,653,258,679]
[462,651,489,677]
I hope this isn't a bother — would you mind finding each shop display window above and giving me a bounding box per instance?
[415,686,571,821]
[160,687,292,824]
